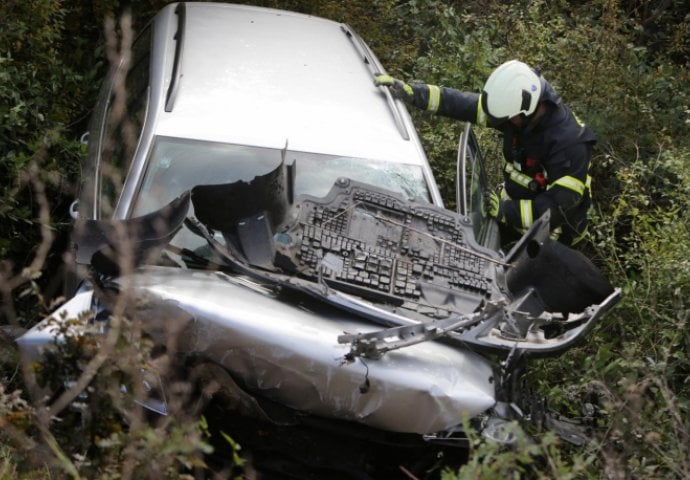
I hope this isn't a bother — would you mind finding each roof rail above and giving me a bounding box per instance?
[165,2,186,112]
[340,25,410,141]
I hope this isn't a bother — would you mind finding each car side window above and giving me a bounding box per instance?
[99,24,151,217]
[465,135,487,233]
[458,124,499,249]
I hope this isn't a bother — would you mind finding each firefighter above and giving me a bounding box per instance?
[375,60,595,247]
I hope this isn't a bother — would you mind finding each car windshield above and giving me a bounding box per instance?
[132,136,430,218]
[130,136,431,258]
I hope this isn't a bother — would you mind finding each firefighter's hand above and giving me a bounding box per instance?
[484,191,504,222]
[374,74,414,102]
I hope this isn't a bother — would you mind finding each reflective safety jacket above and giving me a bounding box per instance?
[407,80,596,246]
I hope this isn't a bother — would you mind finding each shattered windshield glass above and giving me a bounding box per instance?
[131,136,431,218]
[293,152,430,202]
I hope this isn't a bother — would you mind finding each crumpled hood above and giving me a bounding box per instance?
[123,266,496,434]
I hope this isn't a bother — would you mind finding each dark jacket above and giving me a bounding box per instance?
[408,80,596,245]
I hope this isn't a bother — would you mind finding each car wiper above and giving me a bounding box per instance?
[337,300,505,360]
[182,216,267,279]
[160,244,227,271]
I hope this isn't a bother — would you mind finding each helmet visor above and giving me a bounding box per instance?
[480,90,509,126]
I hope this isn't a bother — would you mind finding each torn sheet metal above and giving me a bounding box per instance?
[73,192,191,265]
[191,158,295,231]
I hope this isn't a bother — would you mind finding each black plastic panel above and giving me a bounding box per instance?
[276,179,498,314]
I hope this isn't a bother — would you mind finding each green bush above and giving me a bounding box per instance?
[377,1,689,478]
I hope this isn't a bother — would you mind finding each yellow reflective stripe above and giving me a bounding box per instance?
[548,175,585,195]
[504,163,533,188]
[519,200,533,228]
[550,226,562,241]
[477,94,487,125]
[572,111,585,127]
[427,85,441,112]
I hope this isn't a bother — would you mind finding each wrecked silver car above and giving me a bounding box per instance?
[17,1,620,474]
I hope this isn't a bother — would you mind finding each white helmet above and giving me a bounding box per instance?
[481,60,543,124]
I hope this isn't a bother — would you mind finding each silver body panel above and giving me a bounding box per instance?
[115,2,442,218]
[19,268,496,434]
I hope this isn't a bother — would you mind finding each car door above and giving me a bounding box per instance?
[456,122,501,251]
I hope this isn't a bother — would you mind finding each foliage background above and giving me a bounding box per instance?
[1,0,688,478]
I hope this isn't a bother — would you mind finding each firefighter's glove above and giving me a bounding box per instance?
[484,191,505,223]
[374,74,414,103]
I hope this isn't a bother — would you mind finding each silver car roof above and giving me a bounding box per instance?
[153,2,428,166]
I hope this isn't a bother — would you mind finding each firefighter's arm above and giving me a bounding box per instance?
[374,74,483,124]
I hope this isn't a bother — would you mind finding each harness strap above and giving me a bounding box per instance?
[504,163,534,189]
